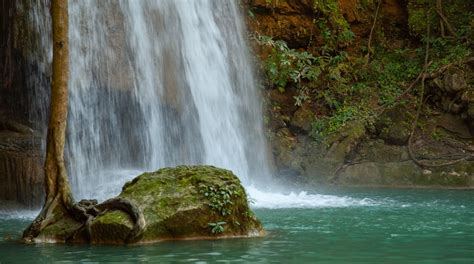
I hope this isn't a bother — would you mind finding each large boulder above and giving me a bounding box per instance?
[36,166,264,244]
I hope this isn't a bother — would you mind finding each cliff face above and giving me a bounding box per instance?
[244,0,474,188]
[1,1,34,122]
[245,0,408,50]
[0,1,46,207]
[0,132,43,207]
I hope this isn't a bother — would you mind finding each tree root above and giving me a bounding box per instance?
[68,198,145,244]
[24,197,145,244]
[96,198,146,243]
[23,194,69,242]
[375,56,474,115]
[405,12,473,169]
[436,0,457,38]
[365,0,382,66]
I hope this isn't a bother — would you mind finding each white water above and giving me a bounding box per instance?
[246,186,380,209]
[65,0,272,199]
[21,0,378,210]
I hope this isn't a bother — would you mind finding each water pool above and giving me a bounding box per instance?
[1,188,473,263]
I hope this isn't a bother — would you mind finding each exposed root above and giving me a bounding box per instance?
[436,0,457,38]
[96,198,146,243]
[25,197,145,244]
[406,12,472,169]
[68,198,145,244]
[23,195,68,242]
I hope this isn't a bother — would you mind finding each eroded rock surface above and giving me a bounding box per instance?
[36,166,264,244]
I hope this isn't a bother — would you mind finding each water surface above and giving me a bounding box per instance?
[1,188,472,263]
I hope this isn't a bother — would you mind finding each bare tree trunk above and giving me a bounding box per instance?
[23,0,74,242]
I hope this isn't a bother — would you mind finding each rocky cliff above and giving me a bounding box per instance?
[0,1,47,207]
[244,0,474,188]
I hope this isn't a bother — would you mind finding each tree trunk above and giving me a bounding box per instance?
[23,0,74,242]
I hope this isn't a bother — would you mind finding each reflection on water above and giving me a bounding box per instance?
[1,188,473,263]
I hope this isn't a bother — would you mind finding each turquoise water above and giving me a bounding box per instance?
[0,188,473,263]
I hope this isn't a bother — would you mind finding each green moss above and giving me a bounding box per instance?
[39,216,81,241]
[95,211,132,226]
[313,0,355,48]
[90,211,133,244]
[35,166,262,244]
[118,166,262,241]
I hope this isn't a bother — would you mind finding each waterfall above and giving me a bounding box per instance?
[29,0,272,200]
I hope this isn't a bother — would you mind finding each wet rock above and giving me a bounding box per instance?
[271,128,299,171]
[358,140,409,163]
[422,169,432,176]
[244,0,316,49]
[300,120,366,182]
[290,102,315,133]
[325,120,366,162]
[0,124,43,207]
[436,114,472,139]
[377,107,412,145]
[37,166,264,244]
[336,160,473,187]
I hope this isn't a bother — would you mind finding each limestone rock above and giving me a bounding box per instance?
[443,67,467,93]
[36,166,264,244]
[0,126,43,207]
[377,107,412,145]
[290,103,315,133]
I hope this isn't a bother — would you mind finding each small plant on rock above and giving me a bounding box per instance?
[199,183,243,216]
[208,221,226,234]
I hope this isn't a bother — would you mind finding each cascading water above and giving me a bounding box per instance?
[32,0,272,200]
[22,0,377,209]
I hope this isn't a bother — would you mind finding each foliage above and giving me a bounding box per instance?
[312,0,355,49]
[255,35,322,92]
[199,183,243,216]
[310,104,375,142]
[208,221,226,234]
[408,0,474,39]
[427,37,471,71]
[255,0,473,143]
[363,48,422,107]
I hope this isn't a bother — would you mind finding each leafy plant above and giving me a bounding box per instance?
[255,35,322,92]
[254,0,472,145]
[208,221,226,234]
[199,184,243,216]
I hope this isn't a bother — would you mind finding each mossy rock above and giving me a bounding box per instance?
[376,107,412,146]
[36,166,264,244]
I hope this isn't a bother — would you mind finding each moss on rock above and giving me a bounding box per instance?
[35,166,263,244]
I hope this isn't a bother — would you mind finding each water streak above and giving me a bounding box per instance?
[29,0,271,200]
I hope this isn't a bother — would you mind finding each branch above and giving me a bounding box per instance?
[436,0,457,37]
[365,0,383,66]
[407,14,472,168]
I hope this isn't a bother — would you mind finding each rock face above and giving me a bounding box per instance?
[244,0,474,188]
[0,1,48,208]
[36,166,264,244]
[0,123,44,207]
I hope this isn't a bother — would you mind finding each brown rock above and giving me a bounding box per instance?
[290,102,315,133]
[0,129,44,207]
[444,67,468,93]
